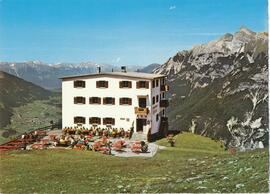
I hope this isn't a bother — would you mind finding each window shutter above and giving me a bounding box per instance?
[112,98,115,105]
[74,97,76,104]
[128,82,132,88]
[146,81,149,88]
[83,98,85,104]
[136,82,139,88]
[105,81,108,88]
[119,81,123,88]
[128,98,132,105]
[120,98,123,105]
[112,118,115,125]
[89,98,92,104]
[103,97,106,104]
[96,81,99,88]
[98,98,101,104]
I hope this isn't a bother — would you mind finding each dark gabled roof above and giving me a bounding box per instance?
[59,72,166,80]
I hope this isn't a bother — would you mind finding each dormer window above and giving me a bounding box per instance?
[74,97,86,104]
[136,81,149,89]
[96,80,108,88]
[74,80,85,88]
[119,81,132,88]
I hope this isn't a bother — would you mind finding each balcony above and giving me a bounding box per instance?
[134,107,149,116]
[160,84,169,92]
[160,100,169,108]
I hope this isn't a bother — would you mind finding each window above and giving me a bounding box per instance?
[152,80,155,88]
[136,81,149,89]
[74,97,86,104]
[119,81,132,88]
[103,97,115,105]
[156,79,159,87]
[119,98,132,105]
[74,116,86,124]
[163,109,165,116]
[89,97,101,104]
[89,117,101,124]
[103,117,115,125]
[152,96,155,104]
[96,80,108,88]
[156,114,159,122]
[162,78,165,85]
[162,93,165,98]
[74,80,85,88]
[156,95,159,103]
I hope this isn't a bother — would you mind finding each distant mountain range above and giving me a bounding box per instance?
[151,27,268,149]
[138,63,161,73]
[0,61,144,89]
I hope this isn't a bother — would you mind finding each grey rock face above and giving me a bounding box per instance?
[153,28,268,149]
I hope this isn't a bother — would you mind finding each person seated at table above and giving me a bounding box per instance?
[21,132,27,139]
[120,128,125,137]
[112,128,117,138]
[31,131,37,139]
[70,136,76,148]
[59,135,66,144]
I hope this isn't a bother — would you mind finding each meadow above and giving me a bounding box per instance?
[0,133,268,193]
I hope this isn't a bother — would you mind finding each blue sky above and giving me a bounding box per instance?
[0,0,268,66]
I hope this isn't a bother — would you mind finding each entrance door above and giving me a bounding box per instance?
[138,98,146,108]
[136,119,147,132]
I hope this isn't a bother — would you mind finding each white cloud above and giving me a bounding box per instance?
[169,5,176,10]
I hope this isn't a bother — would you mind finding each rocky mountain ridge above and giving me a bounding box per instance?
[153,27,268,150]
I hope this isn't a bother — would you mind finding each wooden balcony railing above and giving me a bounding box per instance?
[160,84,169,92]
[160,100,169,108]
[134,107,149,115]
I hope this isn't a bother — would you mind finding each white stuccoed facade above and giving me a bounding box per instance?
[61,71,169,135]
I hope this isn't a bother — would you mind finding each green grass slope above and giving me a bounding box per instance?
[0,133,268,193]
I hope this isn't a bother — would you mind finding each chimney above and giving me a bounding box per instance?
[97,65,101,74]
[121,66,127,73]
